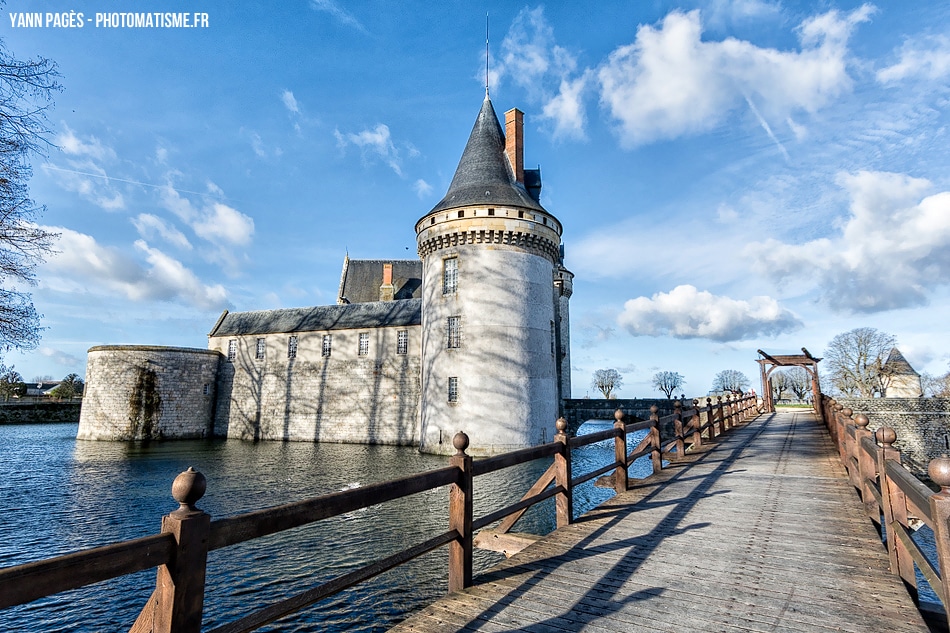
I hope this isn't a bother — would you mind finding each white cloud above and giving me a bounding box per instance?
[335,123,404,176]
[617,285,802,342]
[38,347,82,368]
[597,6,873,148]
[281,89,299,113]
[47,124,125,210]
[40,227,228,310]
[877,35,950,83]
[310,0,366,33]
[748,170,950,313]
[413,179,433,198]
[705,0,782,25]
[192,203,255,246]
[497,7,589,139]
[132,214,192,250]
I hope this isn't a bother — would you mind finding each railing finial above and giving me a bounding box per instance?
[556,417,568,434]
[171,467,206,516]
[453,431,470,456]
[614,408,624,422]
[875,426,897,448]
[929,455,950,493]
[854,413,870,429]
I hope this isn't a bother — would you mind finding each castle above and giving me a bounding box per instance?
[78,95,573,456]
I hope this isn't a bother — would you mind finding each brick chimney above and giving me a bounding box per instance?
[505,108,524,184]
[379,262,395,301]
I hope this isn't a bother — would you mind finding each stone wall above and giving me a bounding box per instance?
[210,326,421,445]
[0,401,81,424]
[835,397,950,475]
[78,345,221,440]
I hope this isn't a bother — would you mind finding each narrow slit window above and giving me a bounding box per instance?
[288,335,298,360]
[322,334,332,358]
[447,316,461,349]
[397,330,408,355]
[443,257,458,294]
[358,332,369,356]
[255,338,266,360]
[448,377,458,402]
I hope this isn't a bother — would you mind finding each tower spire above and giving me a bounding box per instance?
[485,13,490,97]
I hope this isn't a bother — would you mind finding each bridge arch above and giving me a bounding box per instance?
[756,348,822,418]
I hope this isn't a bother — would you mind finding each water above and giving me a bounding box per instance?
[0,421,646,632]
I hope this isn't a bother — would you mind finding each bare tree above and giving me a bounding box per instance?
[785,367,811,401]
[923,370,950,398]
[712,369,750,393]
[651,370,684,399]
[823,327,896,397]
[0,32,61,356]
[770,371,788,402]
[592,368,622,399]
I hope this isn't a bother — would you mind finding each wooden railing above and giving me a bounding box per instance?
[0,393,758,632]
[820,394,950,625]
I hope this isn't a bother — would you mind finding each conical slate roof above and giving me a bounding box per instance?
[883,347,919,377]
[428,96,545,215]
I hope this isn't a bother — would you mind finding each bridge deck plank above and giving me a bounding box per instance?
[389,411,931,633]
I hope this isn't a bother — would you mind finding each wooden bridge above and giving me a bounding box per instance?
[2,394,949,632]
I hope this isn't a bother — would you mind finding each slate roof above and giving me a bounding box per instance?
[338,258,422,304]
[883,347,919,376]
[427,96,546,215]
[209,299,421,337]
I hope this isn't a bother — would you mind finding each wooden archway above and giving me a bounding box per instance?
[756,348,822,418]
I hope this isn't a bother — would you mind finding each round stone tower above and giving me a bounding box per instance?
[415,96,567,456]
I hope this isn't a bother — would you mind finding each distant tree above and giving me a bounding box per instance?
[770,371,788,402]
[824,327,896,397]
[32,374,54,382]
[49,372,83,399]
[0,365,25,400]
[712,369,750,393]
[923,370,950,398]
[785,367,811,401]
[652,371,684,399]
[0,29,61,358]
[592,368,623,399]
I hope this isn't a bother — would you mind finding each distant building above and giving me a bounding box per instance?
[882,347,922,398]
[80,95,572,456]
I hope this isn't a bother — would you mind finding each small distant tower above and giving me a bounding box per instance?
[416,96,569,455]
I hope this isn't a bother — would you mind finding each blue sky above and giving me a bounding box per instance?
[4,0,950,398]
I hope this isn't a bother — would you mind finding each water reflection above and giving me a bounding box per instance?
[1,420,645,632]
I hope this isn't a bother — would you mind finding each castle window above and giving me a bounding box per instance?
[458,210,464,218]
[551,321,556,356]
[543,217,547,225]
[358,332,369,356]
[397,330,408,355]
[227,340,236,362]
[488,208,494,216]
[256,338,266,360]
[443,257,458,294]
[448,377,458,402]
[203,383,211,396]
[288,335,298,360]
[518,210,524,219]
[322,334,332,358]
[447,316,461,349]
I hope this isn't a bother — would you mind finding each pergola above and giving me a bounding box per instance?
[756,348,822,417]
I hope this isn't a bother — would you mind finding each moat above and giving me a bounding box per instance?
[0,420,634,632]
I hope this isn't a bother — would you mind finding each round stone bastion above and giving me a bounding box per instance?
[78,345,222,441]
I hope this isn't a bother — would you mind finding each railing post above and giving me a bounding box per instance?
[876,427,916,594]
[853,414,878,523]
[672,400,685,459]
[716,396,726,434]
[448,432,473,593]
[141,467,210,633]
[838,407,853,466]
[554,417,573,527]
[927,456,950,610]
[649,405,662,474]
[690,399,702,449]
[613,409,628,493]
[706,397,716,440]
